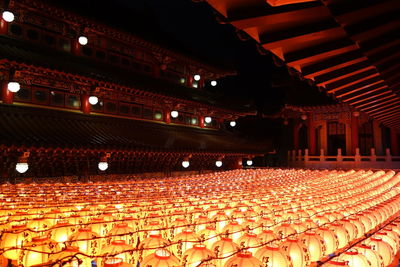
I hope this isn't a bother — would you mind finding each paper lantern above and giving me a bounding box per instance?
[182,243,216,267]
[68,227,100,256]
[140,249,180,267]
[258,230,279,246]
[355,244,384,267]
[100,240,136,265]
[49,220,76,245]
[211,212,230,232]
[107,223,135,246]
[329,223,350,249]
[242,219,261,235]
[194,215,210,232]
[257,217,274,230]
[315,227,339,255]
[19,236,59,267]
[139,234,170,260]
[48,246,92,267]
[172,228,201,258]
[292,222,307,234]
[211,237,240,267]
[221,221,243,242]
[299,232,325,262]
[27,217,52,233]
[237,232,261,254]
[323,260,350,267]
[223,251,263,267]
[89,217,110,237]
[365,237,394,266]
[279,238,310,267]
[273,223,296,239]
[199,226,219,248]
[374,232,398,254]
[382,228,400,252]
[339,220,358,241]
[337,250,371,267]
[0,224,31,260]
[254,245,292,267]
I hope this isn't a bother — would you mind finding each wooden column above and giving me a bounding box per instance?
[71,39,80,56]
[0,18,8,35]
[391,128,399,156]
[345,123,351,156]
[1,81,13,104]
[351,113,359,155]
[293,122,301,150]
[199,116,205,128]
[321,122,328,154]
[164,109,171,124]
[81,94,90,114]
[187,75,194,88]
[373,121,383,155]
[307,114,316,155]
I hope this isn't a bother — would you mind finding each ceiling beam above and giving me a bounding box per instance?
[353,94,395,109]
[326,0,396,17]
[324,69,379,92]
[347,91,393,106]
[302,51,366,78]
[330,76,384,94]
[373,109,400,120]
[366,102,400,116]
[361,99,400,112]
[335,81,387,98]
[340,85,388,102]
[314,62,374,86]
[359,28,400,52]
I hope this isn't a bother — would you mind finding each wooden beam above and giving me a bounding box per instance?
[326,0,396,17]
[346,91,393,106]
[302,51,366,78]
[380,116,400,124]
[325,69,379,92]
[340,85,388,102]
[267,0,318,7]
[373,109,400,120]
[353,94,395,109]
[361,98,400,112]
[365,101,400,115]
[330,76,384,94]
[314,62,374,86]
[360,28,400,52]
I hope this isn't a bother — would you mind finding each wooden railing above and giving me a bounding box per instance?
[288,148,400,169]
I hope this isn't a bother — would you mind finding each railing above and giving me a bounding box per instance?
[288,148,400,169]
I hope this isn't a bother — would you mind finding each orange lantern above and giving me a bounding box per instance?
[100,240,136,266]
[27,217,52,233]
[107,223,135,246]
[48,246,93,267]
[199,226,219,248]
[138,233,170,260]
[211,237,240,267]
[49,220,76,246]
[299,232,325,262]
[19,236,59,267]
[273,223,296,239]
[329,223,350,249]
[0,224,31,261]
[315,227,339,255]
[258,229,279,246]
[237,232,261,254]
[68,227,100,256]
[223,251,263,267]
[323,260,350,267]
[355,244,384,267]
[254,245,292,267]
[182,243,216,267]
[337,250,370,267]
[279,238,310,267]
[140,249,180,267]
[365,237,394,266]
[172,228,201,258]
[221,221,243,242]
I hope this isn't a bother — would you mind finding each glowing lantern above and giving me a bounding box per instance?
[20,236,59,266]
[0,224,31,260]
[172,228,201,258]
[258,230,279,246]
[348,217,365,239]
[237,232,261,254]
[139,234,170,260]
[49,220,76,245]
[314,215,329,226]
[299,232,325,262]
[243,219,261,235]
[273,223,296,239]
[100,240,136,265]
[211,211,230,232]
[382,228,400,252]
[224,251,263,267]
[337,250,370,267]
[141,249,180,267]
[182,244,216,267]
[339,219,358,241]
[199,226,219,248]
[27,217,52,232]
[222,221,243,242]
[365,237,394,266]
[211,237,240,267]
[279,238,310,267]
[329,223,350,249]
[254,245,292,267]
[107,223,135,245]
[374,232,398,254]
[315,227,339,255]
[48,246,92,267]
[356,244,384,267]
[194,215,210,232]
[323,260,350,267]
[89,217,110,237]
[68,227,100,256]
[257,217,274,230]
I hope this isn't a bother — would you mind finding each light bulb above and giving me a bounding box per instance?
[171,110,179,118]
[78,36,88,45]
[7,82,20,93]
[98,162,108,171]
[230,121,236,127]
[182,160,190,168]
[194,74,201,81]
[246,160,253,166]
[205,116,212,124]
[211,80,217,86]
[2,11,14,22]
[16,163,28,173]
[215,160,223,167]
[88,96,98,105]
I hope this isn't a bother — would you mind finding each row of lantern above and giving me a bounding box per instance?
[1,172,397,266]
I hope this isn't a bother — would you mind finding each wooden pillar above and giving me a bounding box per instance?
[391,128,399,156]
[0,18,8,35]
[1,81,13,104]
[351,113,359,155]
[198,79,204,89]
[345,123,351,156]
[293,122,301,150]
[164,109,171,124]
[321,122,328,154]
[373,121,383,155]
[71,39,80,56]
[307,114,316,155]
[187,75,194,88]
[81,94,90,114]
[199,116,205,128]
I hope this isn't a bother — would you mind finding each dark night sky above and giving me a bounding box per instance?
[47,0,335,144]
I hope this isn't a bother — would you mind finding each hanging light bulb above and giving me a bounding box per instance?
[15,162,28,173]
[211,80,217,86]
[205,116,212,124]
[247,160,253,166]
[88,96,98,105]
[78,36,88,45]
[194,74,201,81]
[98,162,109,171]
[215,160,223,167]
[2,11,15,22]
[182,160,190,168]
[230,121,236,127]
[171,110,179,118]
[7,81,20,93]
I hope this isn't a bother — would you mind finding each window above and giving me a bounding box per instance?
[359,122,374,155]
[66,94,80,109]
[105,101,117,114]
[59,38,71,52]
[90,100,103,112]
[131,105,142,117]
[154,110,163,120]
[328,121,346,155]
[143,107,153,120]
[50,91,65,107]
[32,89,48,104]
